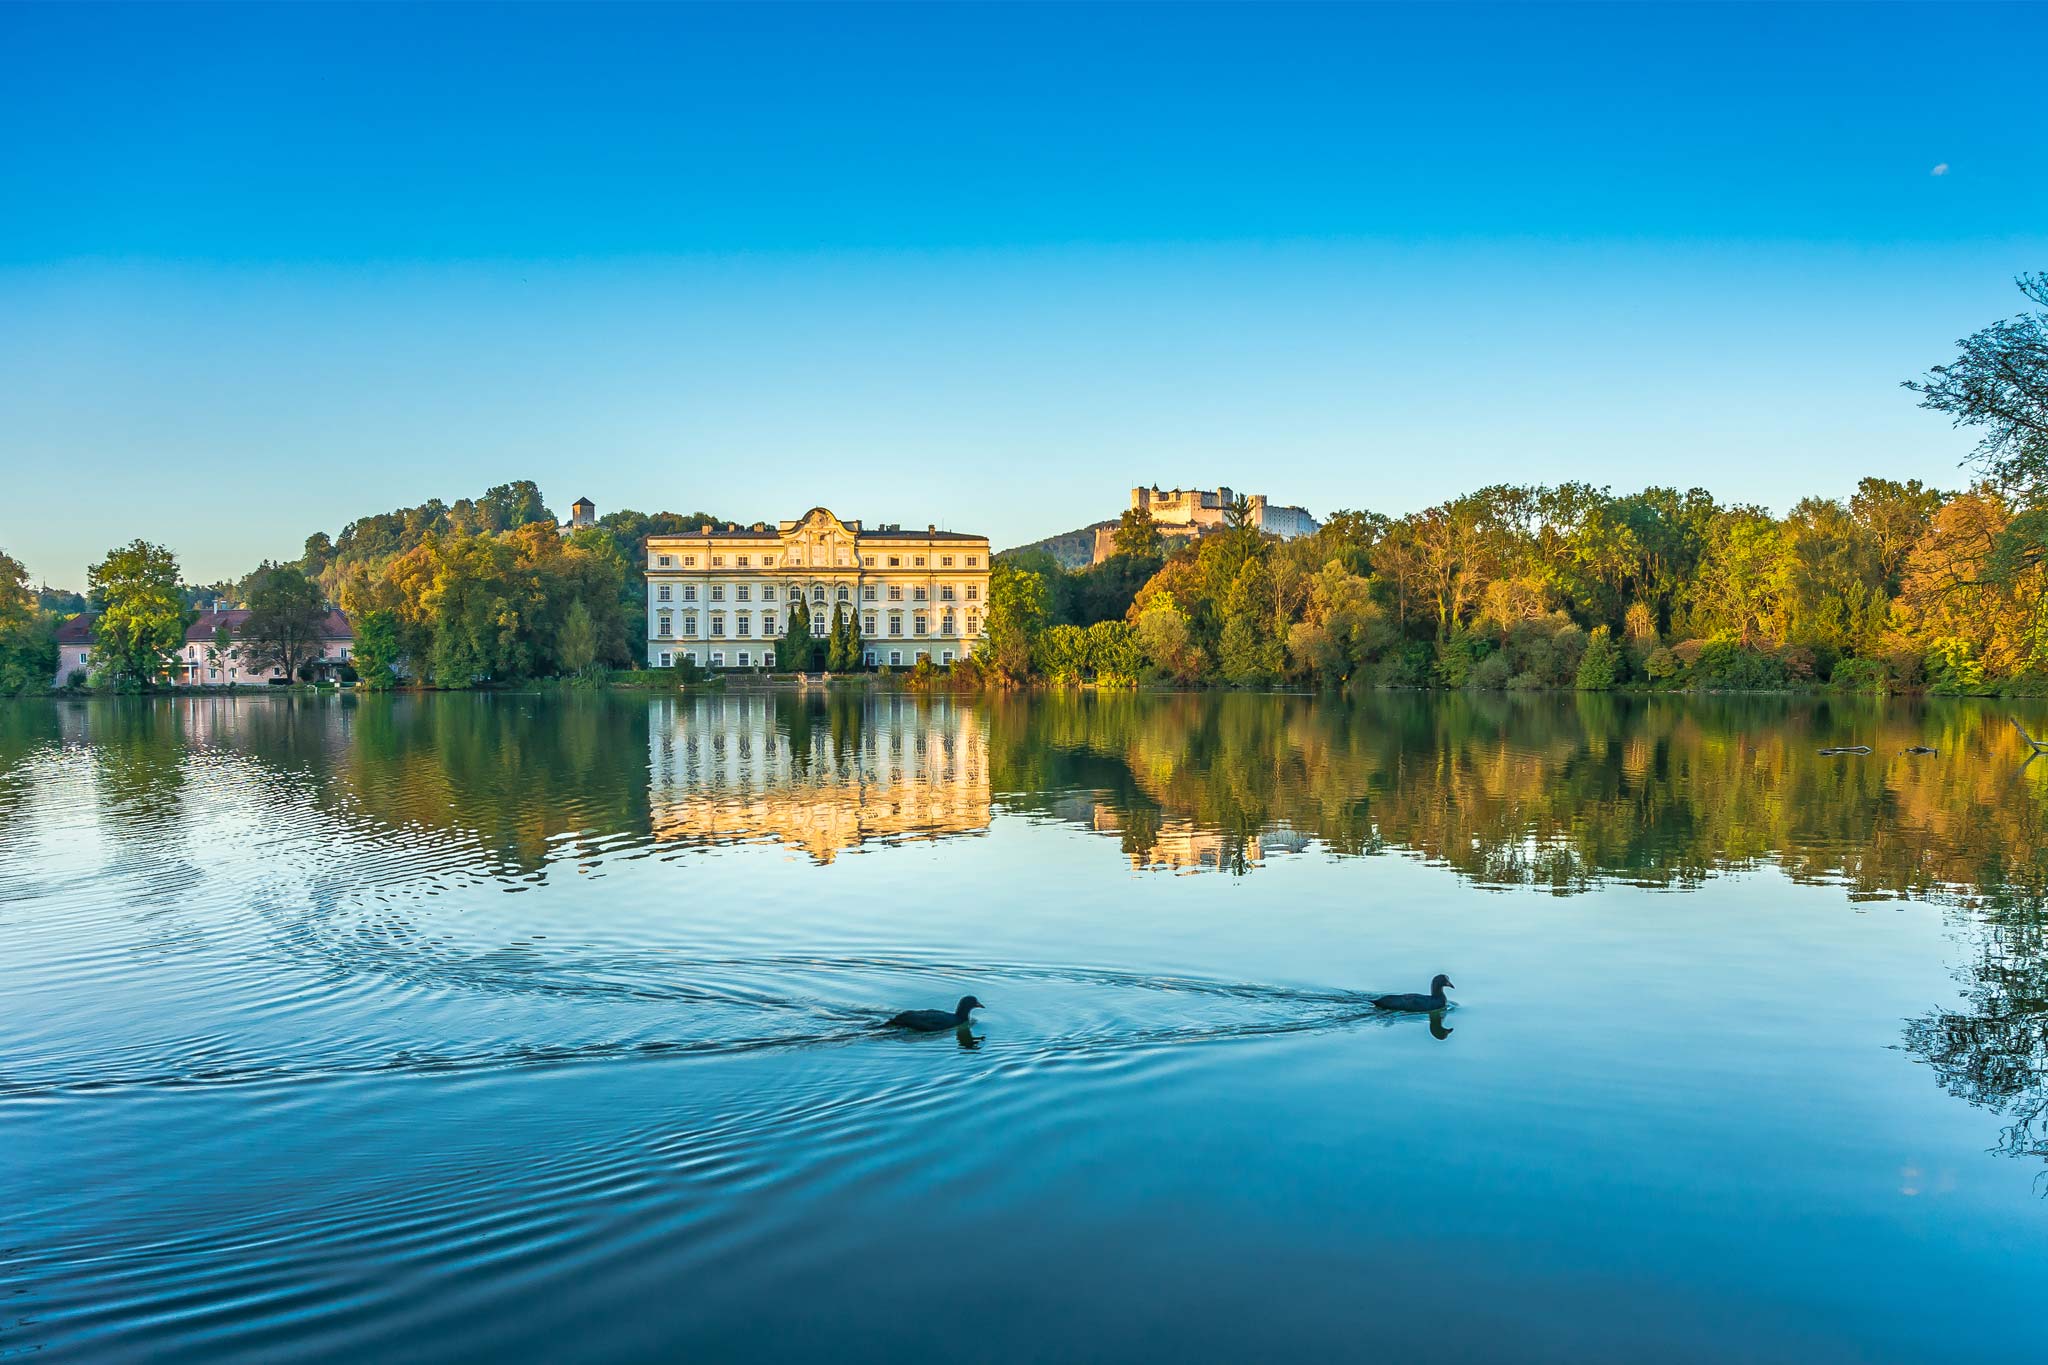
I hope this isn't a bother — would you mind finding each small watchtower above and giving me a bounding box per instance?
[569,497,596,529]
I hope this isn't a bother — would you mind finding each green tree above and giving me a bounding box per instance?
[1112,506,1163,559]
[559,597,600,680]
[87,540,187,689]
[1575,625,1622,690]
[1134,591,1203,683]
[1219,557,1283,685]
[780,598,815,672]
[1034,623,1091,684]
[1906,272,2048,497]
[1085,620,1145,687]
[240,564,329,681]
[353,609,402,689]
[0,550,57,694]
[983,561,1049,684]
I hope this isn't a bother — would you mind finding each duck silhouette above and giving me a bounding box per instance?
[884,995,985,1032]
[1371,975,1454,1013]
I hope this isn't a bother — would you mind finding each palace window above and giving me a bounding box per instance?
[888,556,900,567]
[736,614,751,637]
[889,613,903,637]
[736,555,750,568]
[737,651,751,667]
[939,585,954,601]
[837,585,850,602]
[684,555,697,567]
[965,584,980,601]
[912,586,927,601]
[966,612,980,635]
[658,613,673,637]
[914,556,925,567]
[888,585,903,601]
[763,613,777,636]
[657,585,671,602]
[659,651,672,668]
[710,615,726,637]
[682,615,699,637]
[914,614,928,635]
[941,650,954,664]
[762,555,776,567]
[862,585,877,601]
[682,585,697,602]
[684,650,698,665]
[657,555,672,568]
[863,556,875,567]
[711,651,724,667]
[811,613,828,636]
[940,555,953,567]
[889,650,902,666]
[941,612,956,636]
[863,613,876,635]
[711,555,724,567]
[764,649,777,667]
[710,585,725,602]
[811,585,826,603]
[736,585,751,602]
[966,556,979,566]
[864,649,877,666]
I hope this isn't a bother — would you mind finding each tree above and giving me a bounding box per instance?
[1219,557,1283,685]
[983,561,1049,684]
[780,598,815,672]
[559,598,600,679]
[1906,273,2048,496]
[1575,625,1622,690]
[1134,591,1203,683]
[87,540,187,688]
[1034,623,1091,684]
[353,609,403,689]
[1084,620,1144,687]
[0,549,56,694]
[240,564,329,682]
[1112,506,1163,559]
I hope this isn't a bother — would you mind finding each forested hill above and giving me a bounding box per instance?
[999,519,1114,570]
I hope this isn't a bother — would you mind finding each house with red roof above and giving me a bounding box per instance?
[50,607,355,688]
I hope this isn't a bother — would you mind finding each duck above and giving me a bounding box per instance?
[1902,745,1937,755]
[1371,975,1453,1012]
[884,995,986,1032]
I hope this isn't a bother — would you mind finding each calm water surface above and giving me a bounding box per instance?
[3,690,2046,1362]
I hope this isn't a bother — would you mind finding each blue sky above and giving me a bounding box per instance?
[3,2,2045,586]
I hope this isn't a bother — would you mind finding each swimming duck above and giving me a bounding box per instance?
[1902,745,1937,755]
[884,995,985,1032]
[1371,975,1454,1012]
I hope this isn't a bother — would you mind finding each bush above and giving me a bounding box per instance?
[1469,653,1511,690]
[1925,637,1989,695]
[1644,646,1680,682]
[1689,639,1785,690]
[1508,670,1544,691]
[65,668,87,690]
[1827,656,1888,694]
[1575,626,1621,691]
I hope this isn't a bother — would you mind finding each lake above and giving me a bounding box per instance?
[3,689,2045,1362]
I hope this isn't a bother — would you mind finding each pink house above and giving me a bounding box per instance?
[51,608,355,688]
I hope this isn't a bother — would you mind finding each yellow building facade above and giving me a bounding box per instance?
[643,506,992,670]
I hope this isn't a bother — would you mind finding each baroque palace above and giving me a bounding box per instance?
[643,506,991,670]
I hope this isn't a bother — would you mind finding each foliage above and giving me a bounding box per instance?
[1906,273,2048,497]
[239,564,329,681]
[1576,625,1622,691]
[982,561,1049,685]
[353,609,402,689]
[0,550,58,694]
[87,540,188,689]
[780,598,815,672]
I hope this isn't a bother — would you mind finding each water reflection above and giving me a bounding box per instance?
[648,693,989,862]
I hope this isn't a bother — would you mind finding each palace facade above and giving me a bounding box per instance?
[643,507,991,670]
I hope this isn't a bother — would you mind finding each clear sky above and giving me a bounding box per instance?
[3,2,2045,588]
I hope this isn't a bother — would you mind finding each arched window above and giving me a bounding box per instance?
[811,585,826,603]
[837,585,851,602]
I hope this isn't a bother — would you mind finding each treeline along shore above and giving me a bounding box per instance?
[2,272,2044,697]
